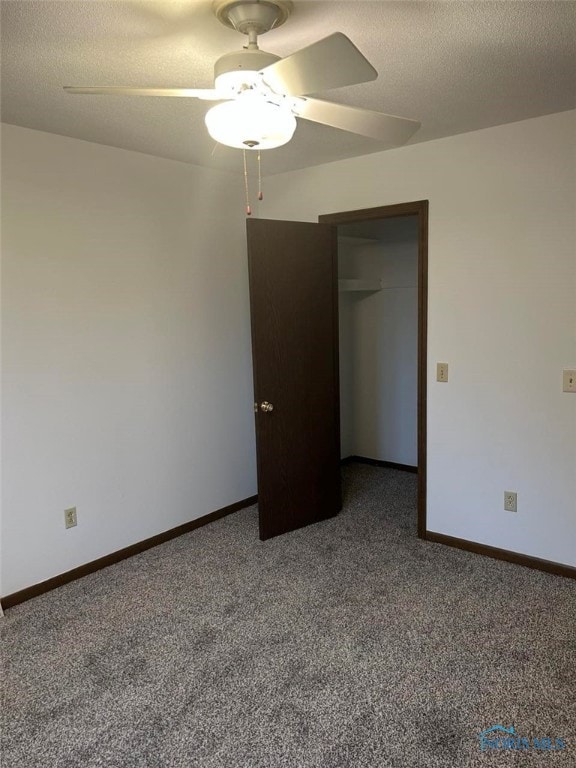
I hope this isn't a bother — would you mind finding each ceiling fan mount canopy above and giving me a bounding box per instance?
[213,0,293,36]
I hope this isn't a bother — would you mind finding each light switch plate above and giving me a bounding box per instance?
[563,370,576,393]
[437,362,449,382]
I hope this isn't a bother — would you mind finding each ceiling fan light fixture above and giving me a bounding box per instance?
[205,95,296,150]
[64,5,421,157]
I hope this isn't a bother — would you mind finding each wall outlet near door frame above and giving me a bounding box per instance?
[436,362,449,382]
[504,492,517,513]
[563,369,576,393]
[64,506,77,529]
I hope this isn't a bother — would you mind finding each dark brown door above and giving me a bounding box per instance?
[247,218,342,540]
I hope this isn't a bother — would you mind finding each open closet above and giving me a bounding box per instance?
[337,215,419,470]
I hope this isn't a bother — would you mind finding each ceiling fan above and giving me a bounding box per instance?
[64,0,420,153]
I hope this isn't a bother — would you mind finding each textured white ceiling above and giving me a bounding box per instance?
[2,1,575,176]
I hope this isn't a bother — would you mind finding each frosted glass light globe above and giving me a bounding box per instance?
[205,94,296,150]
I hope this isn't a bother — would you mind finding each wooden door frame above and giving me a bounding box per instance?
[319,200,428,538]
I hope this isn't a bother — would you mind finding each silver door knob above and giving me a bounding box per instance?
[260,401,274,412]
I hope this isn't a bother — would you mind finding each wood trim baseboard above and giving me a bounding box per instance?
[1,495,258,611]
[341,456,418,473]
[425,531,576,580]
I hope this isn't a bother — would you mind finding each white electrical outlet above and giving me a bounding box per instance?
[437,362,449,382]
[563,370,576,393]
[64,507,77,529]
[504,492,517,513]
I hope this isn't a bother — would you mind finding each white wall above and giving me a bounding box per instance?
[339,219,418,465]
[262,110,576,568]
[1,125,257,596]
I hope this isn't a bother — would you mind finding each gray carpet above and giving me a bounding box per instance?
[2,465,575,767]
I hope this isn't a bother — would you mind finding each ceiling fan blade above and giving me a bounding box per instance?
[63,86,227,100]
[293,98,421,145]
[261,32,377,96]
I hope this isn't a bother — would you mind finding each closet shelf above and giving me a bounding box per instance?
[338,235,379,245]
[338,279,382,292]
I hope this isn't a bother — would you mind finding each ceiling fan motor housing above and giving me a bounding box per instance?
[214,48,280,90]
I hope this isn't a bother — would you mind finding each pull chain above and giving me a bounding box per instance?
[243,149,251,216]
[258,151,263,201]
[243,149,264,215]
